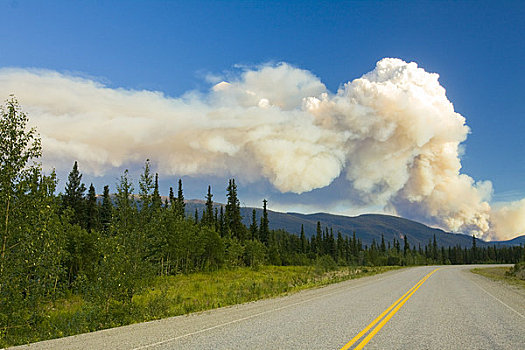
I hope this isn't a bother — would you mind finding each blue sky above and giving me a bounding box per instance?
[1,1,524,238]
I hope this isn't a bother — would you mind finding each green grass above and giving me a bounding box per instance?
[471,266,525,289]
[132,265,400,319]
[6,265,399,347]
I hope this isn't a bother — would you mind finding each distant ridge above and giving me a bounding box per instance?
[184,201,524,248]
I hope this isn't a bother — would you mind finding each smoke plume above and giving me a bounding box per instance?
[0,58,522,240]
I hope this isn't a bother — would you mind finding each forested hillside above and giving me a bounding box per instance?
[1,97,524,346]
[186,203,522,248]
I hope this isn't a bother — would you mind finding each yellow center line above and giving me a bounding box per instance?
[340,268,440,350]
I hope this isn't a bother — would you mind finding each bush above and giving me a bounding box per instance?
[507,262,525,280]
[315,255,337,272]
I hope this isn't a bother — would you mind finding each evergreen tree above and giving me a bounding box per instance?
[380,234,386,254]
[472,234,477,263]
[139,159,154,212]
[152,173,162,209]
[63,161,86,226]
[351,232,358,256]
[169,186,175,207]
[100,185,112,233]
[403,234,409,256]
[249,208,258,240]
[225,179,244,240]
[219,205,226,237]
[328,228,336,259]
[214,207,219,232]
[300,224,306,254]
[315,221,322,255]
[336,231,344,261]
[260,199,269,244]
[175,179,185,218]
[432,234,439,261]
[86,183,99,232]
[204,185,214,227]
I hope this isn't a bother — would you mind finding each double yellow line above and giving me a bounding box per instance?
[340,268,440,350]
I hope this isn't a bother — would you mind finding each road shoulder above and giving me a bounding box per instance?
[465,266,525,319]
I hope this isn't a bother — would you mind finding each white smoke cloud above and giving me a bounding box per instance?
[0,59,523,240]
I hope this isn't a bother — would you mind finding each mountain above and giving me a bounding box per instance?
[184,200,524,248]
[491,235,525,246]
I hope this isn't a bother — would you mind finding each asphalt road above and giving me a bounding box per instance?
[13,265,525,349]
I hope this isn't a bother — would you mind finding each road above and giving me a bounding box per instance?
[13,265,525,349]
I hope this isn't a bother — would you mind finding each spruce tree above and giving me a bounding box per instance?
[226,179,244,240]
[63,161,86,226]
[336,231,344,261]
[315,221,322,255]
[404,234,409,256]
[329,228,336,259]
[472,234,477,263]
[300,224,306,254]
[432,234,438,261]
[86,183,98,232]
[219,205,226,237]
[100,185,112,232]
[259,199,269,244]
[175,179,185,218]
[139,159,154,212]
[249,208,258,240]
[205,185,214,227]
[214,207,219,232]
[152,173,162,209]
[169,186,175,208]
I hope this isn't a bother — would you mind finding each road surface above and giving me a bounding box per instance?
[12,265,525,349]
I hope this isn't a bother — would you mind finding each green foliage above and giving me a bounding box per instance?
[315,255,337,272]
[63,161,87,226]
[225,179,245,241]
[100,185,112,233]
[85,183,99,232]
[244,239,266,267]
[507,262,525,280]
[1,98,524,347]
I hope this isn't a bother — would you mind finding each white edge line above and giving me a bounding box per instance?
[131,268,418,350]
[470,276,524,319]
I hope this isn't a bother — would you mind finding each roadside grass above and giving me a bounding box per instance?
[9,265,400,347]
[132,265,400,319]
[471,266,525,289]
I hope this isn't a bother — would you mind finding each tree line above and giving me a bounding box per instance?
[1,97,523,342]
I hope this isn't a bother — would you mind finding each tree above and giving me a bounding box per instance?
[260,199,269,244]
[432,234,439,261]
[169,186,175,208]
[315,221,322,255]
[152,173,162,210]
[63,161,86,226]
[225,179,244,240]
[472,234,477,263]
[249,208,258,240]
[0,97,65,341]
[300,224,307,254]
[204,185,214,227]
[100,185,112,233]
[0,96,42,266]
[174,179,185,218]
[139,159,154,212]
[86,183,99,232]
